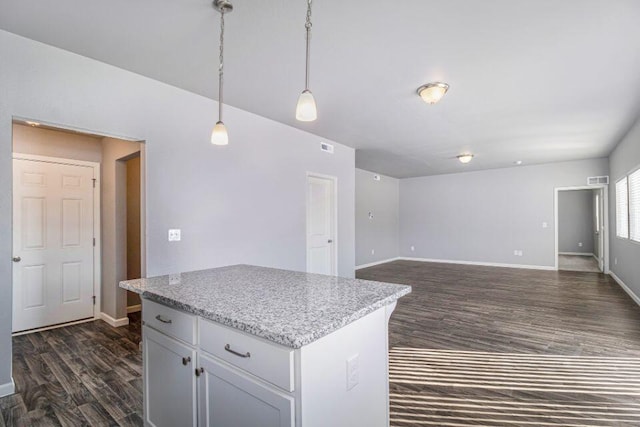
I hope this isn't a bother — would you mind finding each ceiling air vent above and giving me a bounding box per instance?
[587,176,609,185]
[320,142,334,154]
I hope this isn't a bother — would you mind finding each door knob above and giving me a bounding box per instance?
[12,257,21,263]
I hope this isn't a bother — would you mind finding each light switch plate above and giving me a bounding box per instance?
[346,354,359,390]
[168,229,181,241]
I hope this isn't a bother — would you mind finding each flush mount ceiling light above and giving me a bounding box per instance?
[211,0,233,146]
[457,154,474,164]
[514,160,523,165]
[417,82,449,105]
[295,0,317,122]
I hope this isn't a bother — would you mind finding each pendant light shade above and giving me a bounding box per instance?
[211,121,229,145]
[296,90,317,122]
[296,0,317,122]
[211,0,232,145]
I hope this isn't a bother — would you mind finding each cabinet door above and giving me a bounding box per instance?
[198,354,294,427]
[143,326,197,427]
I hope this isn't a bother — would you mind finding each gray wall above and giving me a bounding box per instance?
[0,31,356,390]
[355,169,399,267]
[400,158,609,268]
[558,190,594,254]
[609,117,640,300]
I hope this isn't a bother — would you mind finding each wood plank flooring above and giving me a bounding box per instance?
[0,314,142,426]
[2,260,640,426]
[357,260,640,426]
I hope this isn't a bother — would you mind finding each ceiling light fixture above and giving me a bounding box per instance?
[211,0,233,146]
[417,82,449,105]
[514,160,523,165]
[457,154,474,164]
[295,0,317,122]
[25,121,40,127]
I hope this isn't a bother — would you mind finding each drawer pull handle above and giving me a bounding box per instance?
[182,356,191,366]
[225,344,251,358]
[155,315,172,324]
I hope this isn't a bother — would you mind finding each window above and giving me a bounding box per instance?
[616,177,628,238]
[630,169,640,242]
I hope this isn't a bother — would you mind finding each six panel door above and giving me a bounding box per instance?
[12,158,95,332]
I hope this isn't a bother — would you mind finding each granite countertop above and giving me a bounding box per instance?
[120,264,411,348]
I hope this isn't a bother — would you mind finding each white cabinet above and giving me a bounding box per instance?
[143,326,198,427]
[197,354,294,427]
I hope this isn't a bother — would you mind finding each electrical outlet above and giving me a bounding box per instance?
[514,250,523,256]
[168,229,181,242]
[542,222,548,228]
[368,212,374,220]
[615,258,618,265]
[371,249,375,255]
[578,242,583,247]
[346,354,359,390]
[169,273,181,285]
[410,246,415,252]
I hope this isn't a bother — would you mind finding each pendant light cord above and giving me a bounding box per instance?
[304,0,312,91]
[218,8,225,122]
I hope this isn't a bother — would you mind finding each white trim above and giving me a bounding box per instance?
[554,185,609,274]
[399,257,556,271]
[609,271,640,307]
[100,312,130,327]
[13,116,143,142]
[558,252,595,257]
[12,318,95,336]
[11,153,103,327]
[0,378,15,398]
[127,304,142,313]
[355,257,401,270]
[306,172,339,276]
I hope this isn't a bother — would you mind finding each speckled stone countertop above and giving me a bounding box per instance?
[120,264,411,348]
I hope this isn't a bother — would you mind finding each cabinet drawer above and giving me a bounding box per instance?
[143,299,197,345]
[198,318,294,392]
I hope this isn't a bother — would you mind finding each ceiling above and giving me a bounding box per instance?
[2,0,640,177]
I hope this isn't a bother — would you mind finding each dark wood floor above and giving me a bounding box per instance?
[0,314,142,426]
[2,260,640,426]
[358,260,640,426]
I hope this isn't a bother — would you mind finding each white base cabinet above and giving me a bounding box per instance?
[198,354,294,427]
[142,298,396,427]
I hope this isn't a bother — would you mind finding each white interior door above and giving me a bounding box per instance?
[13,157,96,332]
[306,174,336,276]
[596,189,605,271]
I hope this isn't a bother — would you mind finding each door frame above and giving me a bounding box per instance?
[305,172,338,276]
[12,153,102,326]
[554,185,609,273]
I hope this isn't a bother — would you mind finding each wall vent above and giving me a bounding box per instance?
[320,142,334,153]
[587,176,609,185]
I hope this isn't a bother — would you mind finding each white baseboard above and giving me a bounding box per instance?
[400,257,557,271]
[100,312,130,327]
[609,271,640,307]
[355,257,401,270]
[0,378,15,398]
[558,252,595,257]
[127,304,142,313]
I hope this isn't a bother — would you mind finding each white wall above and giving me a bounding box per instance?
[558,190,594,254]
[0,30,355,391]
[355,169,399,267]
[609,117,640,301]
[399,159,609,268]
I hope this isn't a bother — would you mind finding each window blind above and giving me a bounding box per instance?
[630,170,640,242]
[616,177,629,239]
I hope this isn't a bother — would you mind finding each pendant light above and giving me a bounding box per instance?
[211,0,233,145]
[296,0,317,122]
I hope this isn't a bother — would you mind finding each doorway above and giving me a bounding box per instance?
[11,120,144,333]
[555,186,607,273]
[306,173,337,275]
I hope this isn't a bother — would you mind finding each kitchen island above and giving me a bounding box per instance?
[120,264,411,427]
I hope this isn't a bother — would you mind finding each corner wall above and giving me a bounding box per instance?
[0,30,355,392]
[608,117,640,301]
[355,169,399,267]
